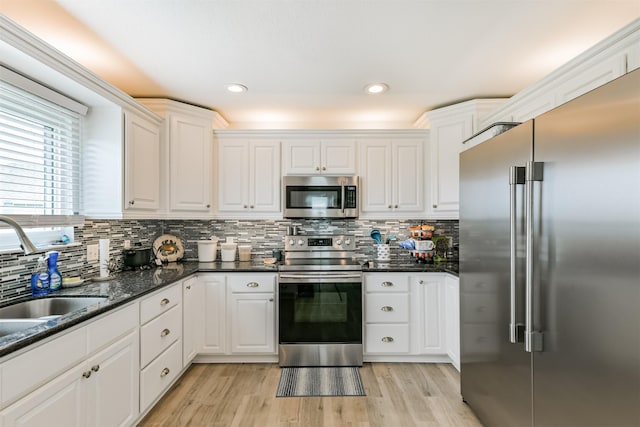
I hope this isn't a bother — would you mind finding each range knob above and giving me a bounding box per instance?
[344,238,351,245]
[288,239,295,245]
[335,239,343,245]
[297,239,305,246]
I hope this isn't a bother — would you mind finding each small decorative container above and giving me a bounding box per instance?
[375,244,391,261]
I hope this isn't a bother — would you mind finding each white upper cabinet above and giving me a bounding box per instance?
[216,135,281,218]
[283,139,356,175]
[123,110,161,215]
[421,100,505,219]
[359,134,427,218]
[138,99,218,218]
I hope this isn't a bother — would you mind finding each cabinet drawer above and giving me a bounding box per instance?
[227,274,276,293]
[140,284,182,324]
[364,274,409,292]
[140,339,182,413]
[140,305,181,368]
[364,324,410,354]
[365,294,409,323]
[87,303,139,354]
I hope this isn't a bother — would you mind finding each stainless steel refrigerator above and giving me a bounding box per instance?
[459,68,640,427]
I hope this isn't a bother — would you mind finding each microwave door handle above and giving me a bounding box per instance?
[341,181,345,214]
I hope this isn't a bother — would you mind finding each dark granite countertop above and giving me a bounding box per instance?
[0,258,456,358]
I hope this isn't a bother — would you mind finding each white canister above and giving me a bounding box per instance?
[197,240,218,262]
[238,245,252,262]
[221,242,237,262]
[375,244,391,261]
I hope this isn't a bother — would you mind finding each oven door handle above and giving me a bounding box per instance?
[279,273,362,283]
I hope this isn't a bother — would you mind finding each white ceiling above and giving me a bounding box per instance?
[2,0,639,129]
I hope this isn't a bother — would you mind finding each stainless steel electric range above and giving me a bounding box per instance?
[278,235,363,367]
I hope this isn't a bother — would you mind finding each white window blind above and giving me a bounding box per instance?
[0,77,83,216]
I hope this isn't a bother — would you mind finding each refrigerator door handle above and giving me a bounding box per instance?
[509,166,526,344]
[525,161,544,353]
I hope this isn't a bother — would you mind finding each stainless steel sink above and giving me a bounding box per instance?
[0,319,48,338]
[0,297,108,320]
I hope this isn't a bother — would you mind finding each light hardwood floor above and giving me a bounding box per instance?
[138,363,482,426]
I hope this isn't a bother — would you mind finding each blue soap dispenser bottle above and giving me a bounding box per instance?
[31,255,50,296]
[47,250,63,291]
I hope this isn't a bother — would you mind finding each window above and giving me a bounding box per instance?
[0,66,87,250]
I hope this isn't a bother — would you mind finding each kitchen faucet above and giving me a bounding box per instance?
[0,215,37,255]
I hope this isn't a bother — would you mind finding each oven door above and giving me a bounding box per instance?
[278,272,363,366]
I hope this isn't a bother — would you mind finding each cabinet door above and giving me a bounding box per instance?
[321,140,356,175]
[282,140,321,175]
[169,114,211,212]
[249,141,280,212]
[228,293,275,354]
[217,140,250,211]
[393,140,424,212]
[0,365,86,427]
[359,141,392,214]
[412,275,446,355]
[183,276,203,365]
[87,330,139,427]
[445,276,460,371]
[429,116,472,217]
[201,275,227,354]
[124,111,161,211]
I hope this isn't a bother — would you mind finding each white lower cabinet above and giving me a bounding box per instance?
[197,273,277,358]
[201,274,227,354]
[182,276,203,365]
[0,307,139,427]
[138,282,183,415]
[445,275,460,371]
[363,272,458,364]
[228,275,276,354]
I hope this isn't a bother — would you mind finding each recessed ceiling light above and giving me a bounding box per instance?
[365,83,389,94]
[227,83,248,93]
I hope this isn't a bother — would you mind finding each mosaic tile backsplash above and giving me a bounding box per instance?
[0,218,458,303]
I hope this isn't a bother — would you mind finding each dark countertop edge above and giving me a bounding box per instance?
[0,260,457,358]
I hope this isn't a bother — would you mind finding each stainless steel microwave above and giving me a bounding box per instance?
[283,176,359,219]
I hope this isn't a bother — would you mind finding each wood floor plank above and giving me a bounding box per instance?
[138,363,482,427]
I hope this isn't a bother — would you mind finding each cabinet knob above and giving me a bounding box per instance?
[160,367,170,378]
[128,200,135,206]
[160,298,170,306]
[432,204,438,208]
[82,371,92,379]
[381,336,394,343]
[161,328,171,337]
[91,365,100,372]
[316,166,320,171]
[381,281,394,287]
[388,205,392,209]
[206,204,211,208]
[322,166,326,171]
[419,280,424,284]
[186,285,191,290]
[246,282,259,288]
[394,205,398,208]
[250,205,254,209]
[269,298,274,302]
[244,205,248,208]
[381,306,394,312]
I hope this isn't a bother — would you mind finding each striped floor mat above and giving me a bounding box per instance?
[276,367,366,397]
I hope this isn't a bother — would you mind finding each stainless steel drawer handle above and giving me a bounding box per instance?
[246,282,259,288]
[82,371,92,379]
[381,336,394,343]
[381,281,394,287]
[91,365,100,372]
[160,298,170,306]
[161,328,171,337]
[160,367,170,377]
[381,306,394,312]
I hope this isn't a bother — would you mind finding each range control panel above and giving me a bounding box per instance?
[284,235,356,251]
